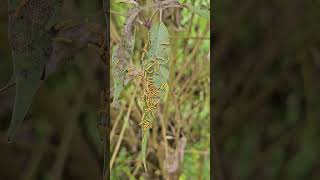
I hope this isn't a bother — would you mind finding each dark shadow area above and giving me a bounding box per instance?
[0,0,108,179]
[213,0,320,179]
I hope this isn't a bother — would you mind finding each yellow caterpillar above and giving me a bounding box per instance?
[138,35,159,132]
[138,69,158,132]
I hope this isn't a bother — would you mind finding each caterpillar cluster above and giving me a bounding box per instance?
[138,68,160,132]
[139,64,167,132]
[138,36,168,132]
[137,36,157,132]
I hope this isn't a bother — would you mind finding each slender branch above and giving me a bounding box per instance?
[170,36,210,40]
[110,105,125,142]
[110,89,137,170]
[110,10,126,17]
[0,81,15,94]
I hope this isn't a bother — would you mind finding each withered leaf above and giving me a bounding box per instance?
[112,7,141,103]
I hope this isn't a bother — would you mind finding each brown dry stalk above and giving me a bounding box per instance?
[110,89,137,170]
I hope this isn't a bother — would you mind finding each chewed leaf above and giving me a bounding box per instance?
[113,73,125,104]
[144,22,170,63]
[111,7,141,104]
[184,4,210,20]
[111,45,119,66]
[139,22,170,171]
[141,130,150,172]
[111,45,127,104]
[148,22,170,99]
[144,22,170,80]
[111,45,126,103]
[160,65,169,80]
[153,65,169,87]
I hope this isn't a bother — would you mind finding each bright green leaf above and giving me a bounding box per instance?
[141,130,150,172]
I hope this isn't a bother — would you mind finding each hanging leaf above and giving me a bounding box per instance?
[146,22,170,95]
[184,3,210,20]
[112,45,126,104]
[144,22,170,63]
[7,0,62,142]
[140,22,170,171]
[112,7,141,104]
[141,130,150,172]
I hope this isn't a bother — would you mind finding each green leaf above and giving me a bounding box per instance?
[153,64,169,87]
[144,22,170,63]
[112,45,126,104]
[7,0,62,142]
[8,61,44,142]
[184,4,210,20]
[140,22,171,172]
[145,22,170,95]
[141,130,150,172]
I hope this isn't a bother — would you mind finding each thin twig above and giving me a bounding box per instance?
[110,10,126,17]
[159,112,169,156]
[110,104,125,142]
[110,89,137,170]
[168,81,182,143]
[170,36,210,40]
[0,81,15,94]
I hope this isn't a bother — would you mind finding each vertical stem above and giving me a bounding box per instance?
[159,8,163,23]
